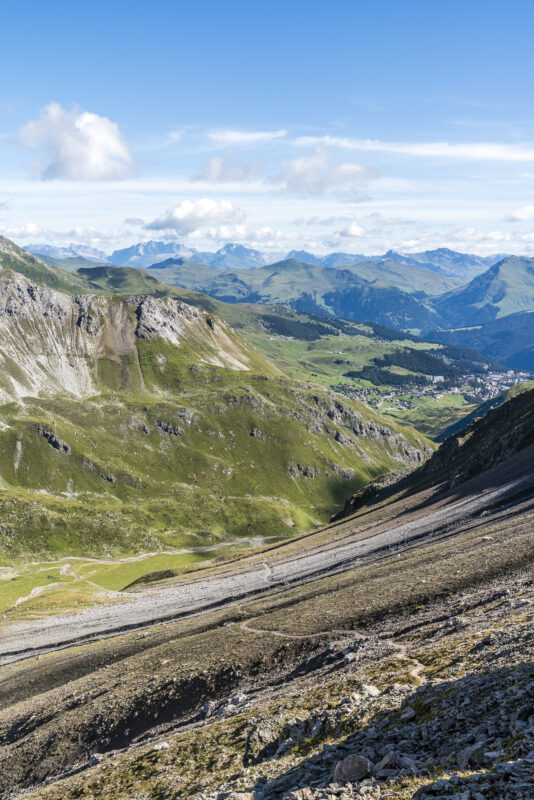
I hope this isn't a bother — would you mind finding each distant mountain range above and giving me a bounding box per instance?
[14,236,534,369]
[26,243,108,262]
[26,239,505,277]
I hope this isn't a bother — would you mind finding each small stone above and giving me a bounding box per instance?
[201,701,215,717]
[361,684,380,697]
[400,706,416,721]
[152,741,170,751]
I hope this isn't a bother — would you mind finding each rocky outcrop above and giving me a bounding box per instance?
[36,427,71,454]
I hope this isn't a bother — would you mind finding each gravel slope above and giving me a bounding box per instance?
[2,470,533,665]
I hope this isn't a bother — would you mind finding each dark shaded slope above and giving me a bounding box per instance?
[430,310,534,371]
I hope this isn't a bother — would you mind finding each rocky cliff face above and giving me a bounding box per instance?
[0,271,255,403]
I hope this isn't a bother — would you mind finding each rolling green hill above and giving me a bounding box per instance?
[339,256,460,295]
[147,257,442,331]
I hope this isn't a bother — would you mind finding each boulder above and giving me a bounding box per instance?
[333,753,374,783]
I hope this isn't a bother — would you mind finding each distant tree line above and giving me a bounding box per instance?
[259,314,338,340]
[343,366,430,386]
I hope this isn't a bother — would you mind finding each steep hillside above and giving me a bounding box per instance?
[431,255,534,325]
[0,271,429,559]
[436,379,534,441]
[336,383,534,518]
[416,384,534,488]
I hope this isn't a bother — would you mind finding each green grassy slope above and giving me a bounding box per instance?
[0,347,429,560]
[0,366,429,561]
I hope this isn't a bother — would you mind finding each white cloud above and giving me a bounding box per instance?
[192,155,260,183]
[365,212,417,226]
[293,215,353,226]
[504,204,534,221]
[144,198,245,235]
[4,223,130,244]
[123,217,145,226]
[280,148,376,196]
[451,226,511,243]
[338,222,366,238]
[207,129,287,146]
[18,102,134,180]
[294,135,534,162]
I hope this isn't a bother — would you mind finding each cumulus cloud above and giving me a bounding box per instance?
[187,223,287,249]
[293,135,534,162]
[18,102,134,180]
[207,129,287,146]
[279,148,376,196]
[504,204,534,222]
[144,198,245,235]
[192,155,261,183]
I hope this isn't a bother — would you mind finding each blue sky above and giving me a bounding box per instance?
[2,0,534,255]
